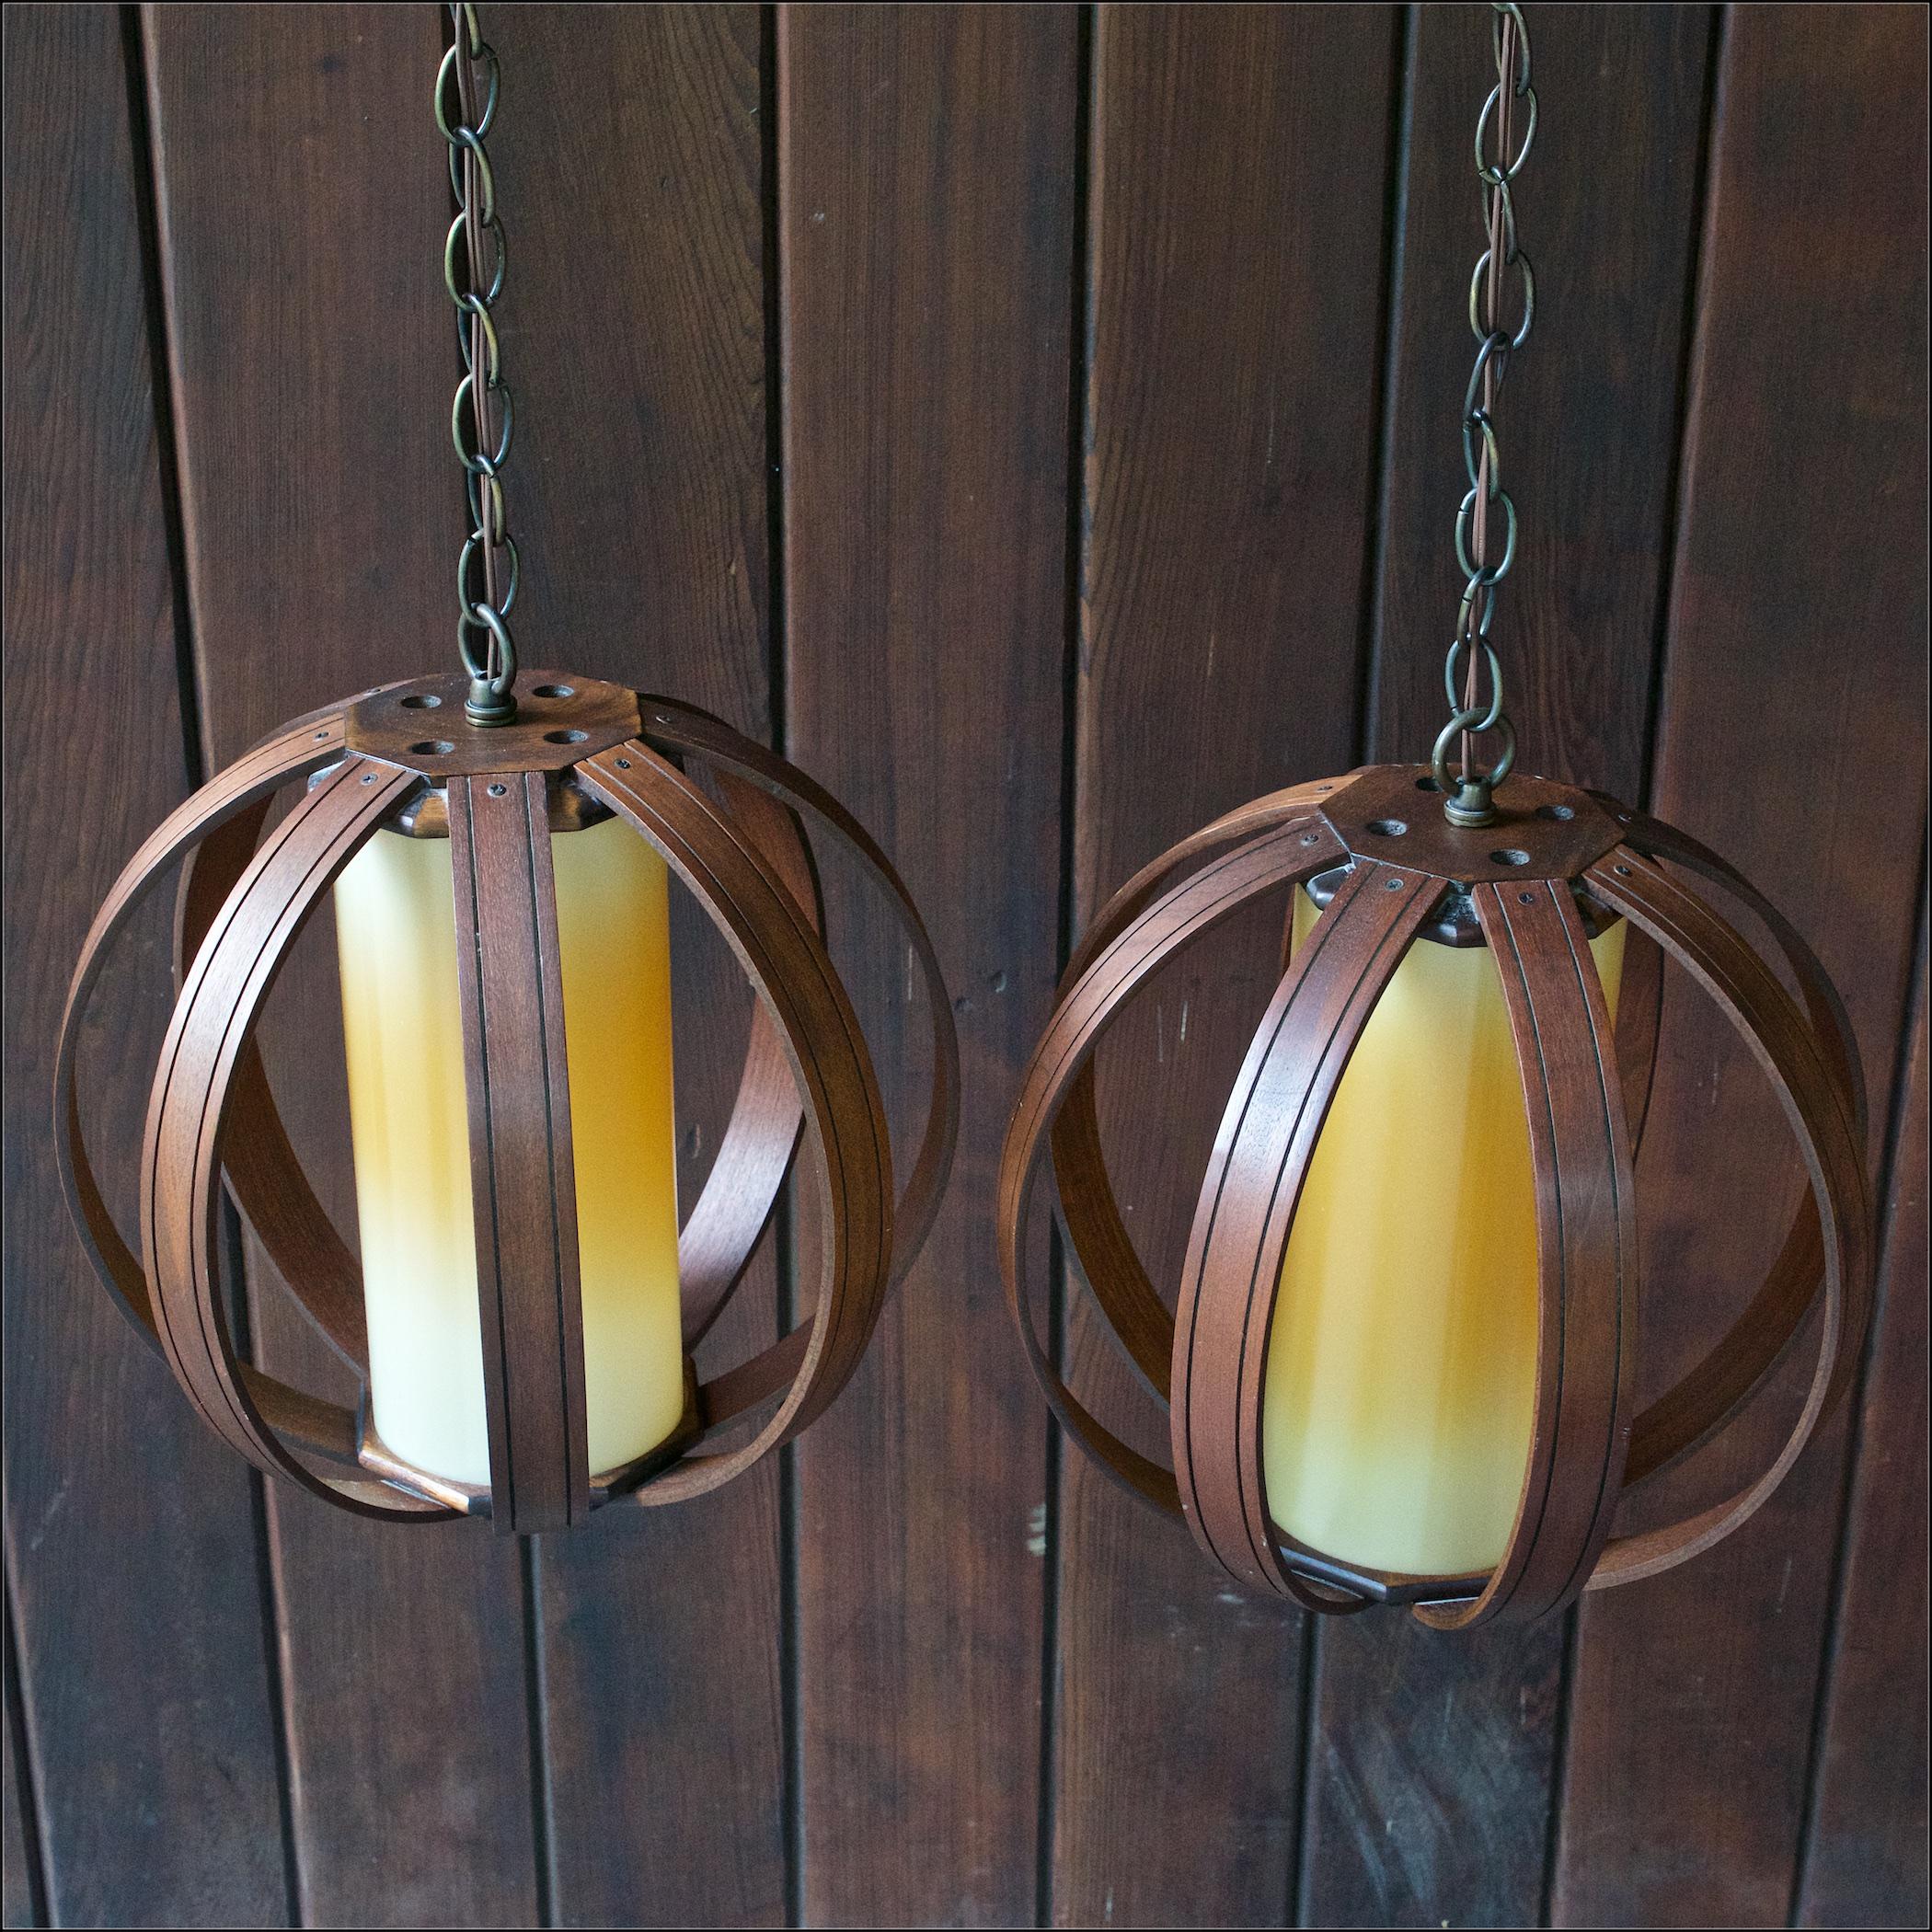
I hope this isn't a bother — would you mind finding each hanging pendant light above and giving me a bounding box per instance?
[56,6,957,1534]
[998,2,1869,1626]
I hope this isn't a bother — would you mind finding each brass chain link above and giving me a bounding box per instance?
[1432,2,1535,826]
[437,3,518,725]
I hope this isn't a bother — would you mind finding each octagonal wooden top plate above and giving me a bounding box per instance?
[1317,765,1627,884]
[346,671,641,776]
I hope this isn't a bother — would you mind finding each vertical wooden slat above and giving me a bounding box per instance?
[2,6,292,1923]
[1553,7,1929,1925]
[3,1584,46,1930]
[450,772,590,1537]
[777,6,1075,1921]
[1302,8,1718,1923]
[142,7,541,1923]
[1059,7,1397,1924]
[1798,919,1928,1929]
[482,8,789,1925]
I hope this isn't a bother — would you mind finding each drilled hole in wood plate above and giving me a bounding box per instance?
[410,740,454,755]
[1414,775,1442,792]
[1491,848,1531,867]
[531,683,574,698]
[545,728,588,745]
[399,694,443,710]
[1535,802,1574,821]
[1365,818,1408,837]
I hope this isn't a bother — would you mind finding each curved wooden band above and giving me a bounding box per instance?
[447,773,590,1535]
[1173,862,1435,1607]
[996,814,1350,1524]
[640,697,960,1299]
[1607,809,1868,1486]
[1049,783,1351,1402]
[1582,845,1869,1589]
[54,719,390,1476]
[1414,882,1638,1629]
[577,741,893,1505]
[673,766,819,1346]
[140,756,452,1520]
[177,798,369,1371]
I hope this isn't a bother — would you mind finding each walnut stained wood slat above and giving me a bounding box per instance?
[139,6,546,1920]
[1054,7,1403,1921]
[1302,6,1723,1918]
[2,6,293,1923]
[477,10,790,1919]
[776,6,1078,1924]
[1553,7,1930,1926]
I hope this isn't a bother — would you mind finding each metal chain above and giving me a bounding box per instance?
[438,3,518,725]
[1432,2,1535,826]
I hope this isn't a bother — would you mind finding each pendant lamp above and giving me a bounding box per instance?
[57,6,957,1534]
[998,2,1869,1626]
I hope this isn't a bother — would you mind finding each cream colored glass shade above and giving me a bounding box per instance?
[333,815,685,1488]
[1261,888,1626,1577]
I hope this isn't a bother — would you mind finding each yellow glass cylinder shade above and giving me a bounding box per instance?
[333,812,685,1488]
[1261,888,1626,1578]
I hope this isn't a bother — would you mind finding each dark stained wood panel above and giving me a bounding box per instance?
[141,6,540,1923]
[0,6,1925,1928]
[483,7,788,1923]
[776,5,1075,1922]
[1553,6,1930,1926]
[1056,6,1398,1925]
[1,6,293,1924]
[1301,8,1718,1924]
[1798,924,1928,1931]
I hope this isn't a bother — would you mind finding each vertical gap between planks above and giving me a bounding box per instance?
[760,8,805,1925]
[221,1200,303,1927]
[122,3,205,788]
[519,1538,556,1928]
[1353,3,1418,771]
[1286,1610,1319,1926]
[1037,10,1098,1924]
[4,1566,50,1930]
[1635,4,1729,813]
[1788,857,1930,1926]
[1536,1602,1581,1925]
[132,3,299,1918]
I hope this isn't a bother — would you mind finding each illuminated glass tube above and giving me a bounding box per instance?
[333,811,684,1488]
[1261,888,1627,1578]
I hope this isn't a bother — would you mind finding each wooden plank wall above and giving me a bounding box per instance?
[2,6,1924,1929]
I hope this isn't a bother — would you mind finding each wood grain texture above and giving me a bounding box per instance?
[777,6,1075,1921]
[450,773,591,1535]
[1799,923,1929,1929]
[3,1585,43,1930]
[2,6,293,1923]
[475,8,788,1921]
[1057,7,1398,1922]
[1554,6,1929,1925]
[142,6,541,1921]
[1303,4,1719,1918]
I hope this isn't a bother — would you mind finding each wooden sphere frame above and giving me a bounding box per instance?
[58,673,959,1534]
[999,764,1871,1627]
